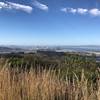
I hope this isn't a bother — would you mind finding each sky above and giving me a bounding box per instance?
[0,0,100,46]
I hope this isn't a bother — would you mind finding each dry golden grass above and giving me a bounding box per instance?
[0,65,99,100]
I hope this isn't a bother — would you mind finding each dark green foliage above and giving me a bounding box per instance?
[0,52,100,83]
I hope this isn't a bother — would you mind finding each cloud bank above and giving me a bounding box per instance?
[61,7,100,16]
[0,2,33,13]
[89,8,100,16]
[0,0,48,13]
[33,0,48,11]
[7,2,33,13]
[1,1,100,17]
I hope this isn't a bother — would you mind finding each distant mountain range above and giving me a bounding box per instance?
[0,45,100,54]
[0,46,23,53]
[55,45,100,52]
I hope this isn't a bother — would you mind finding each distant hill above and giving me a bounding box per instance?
[0,47,13,52]
[0,46,24,53]
[0,45,100,54]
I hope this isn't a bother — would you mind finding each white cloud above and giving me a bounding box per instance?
[61,7,88,15]
[61,8,76,14]
[69,8,77,14]
[61,7,100,16]
[77,8,88,14]
[7,2,33,13]
[89,8,100,16]
[0,2,9,8]
[33,0,48,11]
[61,8,67,12]
[0,2,33,13]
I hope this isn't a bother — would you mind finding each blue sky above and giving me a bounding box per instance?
[0,0,100,45]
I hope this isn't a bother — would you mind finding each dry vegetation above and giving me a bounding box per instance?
[0,64,99,100]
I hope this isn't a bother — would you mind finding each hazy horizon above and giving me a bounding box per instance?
[1,44,100,47]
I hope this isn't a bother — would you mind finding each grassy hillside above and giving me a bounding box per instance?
[0,65,99,100]
[0,52,99,100]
